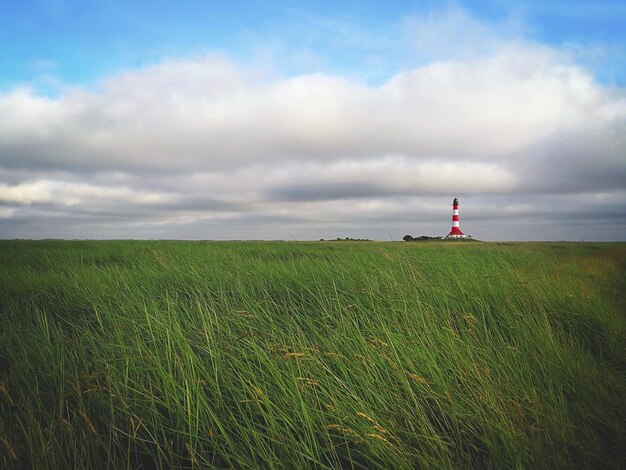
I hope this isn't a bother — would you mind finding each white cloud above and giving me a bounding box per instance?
[0,181,53,205]
[402,6,526,60]
[0,207,15,219]
[0,46,617,172]
[0,180,173,206]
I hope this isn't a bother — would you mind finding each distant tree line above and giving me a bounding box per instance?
[319,237,372,242]
[402,235,442,241]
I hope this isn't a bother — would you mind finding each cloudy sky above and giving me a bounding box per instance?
[1,0,625,240]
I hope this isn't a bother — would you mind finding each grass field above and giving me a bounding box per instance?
[0,240,624,469]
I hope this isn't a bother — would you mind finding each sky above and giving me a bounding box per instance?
[1,0,625,241]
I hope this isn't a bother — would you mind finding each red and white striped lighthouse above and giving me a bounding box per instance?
[447,197,466,238]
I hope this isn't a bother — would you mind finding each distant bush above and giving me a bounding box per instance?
[403,235,441,241]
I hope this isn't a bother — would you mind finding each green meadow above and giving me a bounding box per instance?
[0,240,624,469]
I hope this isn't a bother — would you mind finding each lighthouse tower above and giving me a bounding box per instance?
[447,197,466,238]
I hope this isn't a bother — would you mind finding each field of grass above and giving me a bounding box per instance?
[0,240,624,469]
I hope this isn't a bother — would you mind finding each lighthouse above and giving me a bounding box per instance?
[446,197,467,238]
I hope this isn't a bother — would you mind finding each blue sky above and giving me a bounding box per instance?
[0,1,625,240]
[2,0,625,91]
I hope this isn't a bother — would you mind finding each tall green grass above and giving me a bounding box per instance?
[0,241,624,468]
